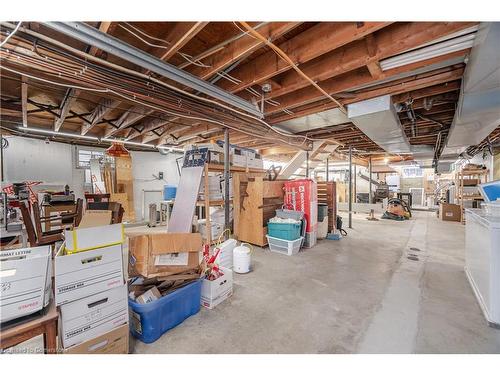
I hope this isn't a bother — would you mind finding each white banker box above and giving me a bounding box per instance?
[59,284,129,348]
[0,246,52,323]
[64,223,124,253]
[55,242,125,306]
[201,267,233,309]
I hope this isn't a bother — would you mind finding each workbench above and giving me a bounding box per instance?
[0,301,58,354]
[0,227,28,248]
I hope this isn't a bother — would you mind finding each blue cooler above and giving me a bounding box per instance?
[163,185,177,200]
[129,279,202,343]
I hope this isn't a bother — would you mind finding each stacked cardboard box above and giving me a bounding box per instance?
[55,220,129,353]
[199,174,224,201]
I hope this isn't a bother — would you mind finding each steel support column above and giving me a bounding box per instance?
[326,157,329,182]
[369,156,373,204]
[224,129,230,239]
[348,145,353,229]
[306,151,309,178]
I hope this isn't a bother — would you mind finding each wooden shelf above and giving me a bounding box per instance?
[196,199,232,206]
[459,169,489,176]
[206,163,266,174]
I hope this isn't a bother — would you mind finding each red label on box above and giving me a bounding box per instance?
[283,179,318,232]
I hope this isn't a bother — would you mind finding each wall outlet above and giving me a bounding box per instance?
[158,172,164,180]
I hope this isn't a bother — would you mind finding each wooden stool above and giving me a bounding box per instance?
[0,301,58,354]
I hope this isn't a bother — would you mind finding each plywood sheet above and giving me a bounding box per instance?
[115,156,135,222]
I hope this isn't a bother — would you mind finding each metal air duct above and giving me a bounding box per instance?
[347,95,412,154]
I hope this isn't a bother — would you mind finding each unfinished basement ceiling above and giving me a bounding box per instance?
[1,20,497,164]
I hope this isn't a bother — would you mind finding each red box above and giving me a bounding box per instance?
[283,179,318,232]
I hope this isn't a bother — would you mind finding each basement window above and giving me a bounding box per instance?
[402,167,423,178]
[77,149,106,169]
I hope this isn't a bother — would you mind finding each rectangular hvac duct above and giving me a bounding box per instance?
[445,22,500,149]
[347,95,411,154]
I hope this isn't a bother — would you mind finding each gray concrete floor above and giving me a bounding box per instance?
[132,211,500,354]
[7,211,500,354]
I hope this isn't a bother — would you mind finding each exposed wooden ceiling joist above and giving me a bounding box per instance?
[187,22,301,80]
[81,98,121,135]
[216,22,392,93]
[21,76,28,127]
[157,22,208,62]
[54,88,80,132]
[268,68,463,124]
[260,22,476,100]
[105,106,154,137]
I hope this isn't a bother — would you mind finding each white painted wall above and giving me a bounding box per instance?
[1,136,180,220]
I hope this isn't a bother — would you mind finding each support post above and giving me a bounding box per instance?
[348,145,353,229]
[368,156,373,204]
[326,157,329,182]
[354,163,357,204]
[306,151,309,178]
[224,128,230,239]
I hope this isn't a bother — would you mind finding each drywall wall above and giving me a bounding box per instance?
[1,136,180,219]
[129,150,181,220]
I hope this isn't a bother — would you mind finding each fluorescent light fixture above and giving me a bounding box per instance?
[380,32,476,71]
[16,126,183,152]
[17,126,99,141]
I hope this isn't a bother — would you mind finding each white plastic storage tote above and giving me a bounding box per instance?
[266,235,303,256]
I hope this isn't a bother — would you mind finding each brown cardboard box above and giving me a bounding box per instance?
[440,203,462,222]
[128,232,202,278]
[62,323,129,354]
[136,286,162,304]
[78,210,112,228]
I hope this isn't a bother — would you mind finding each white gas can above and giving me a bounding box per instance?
[233,243,252,274]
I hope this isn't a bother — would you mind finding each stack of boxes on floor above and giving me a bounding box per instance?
[55,222,129,354]
[284,179,318,248]
[265,179,321,256]
[126,231,233,343]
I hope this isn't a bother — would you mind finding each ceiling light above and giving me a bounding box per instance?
[17,126,100,141]
[17,126,183,152]
[379,32,476,71]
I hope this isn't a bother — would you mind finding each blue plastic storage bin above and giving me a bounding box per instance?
[128,278,202,343]
[267,222,301,241]
[163,185,177,200]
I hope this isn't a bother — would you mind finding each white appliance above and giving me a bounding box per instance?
[409,187,424,207]
[464,209,500,327]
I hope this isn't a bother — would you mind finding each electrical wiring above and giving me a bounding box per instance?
[122,22,171,44]
[177,52,211,68]
[118,23,211,68]
[1,64,301,148]
[177,22,268,69]
[117,23,171,48]
[0,22,340,147]
[0,21,21,48]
